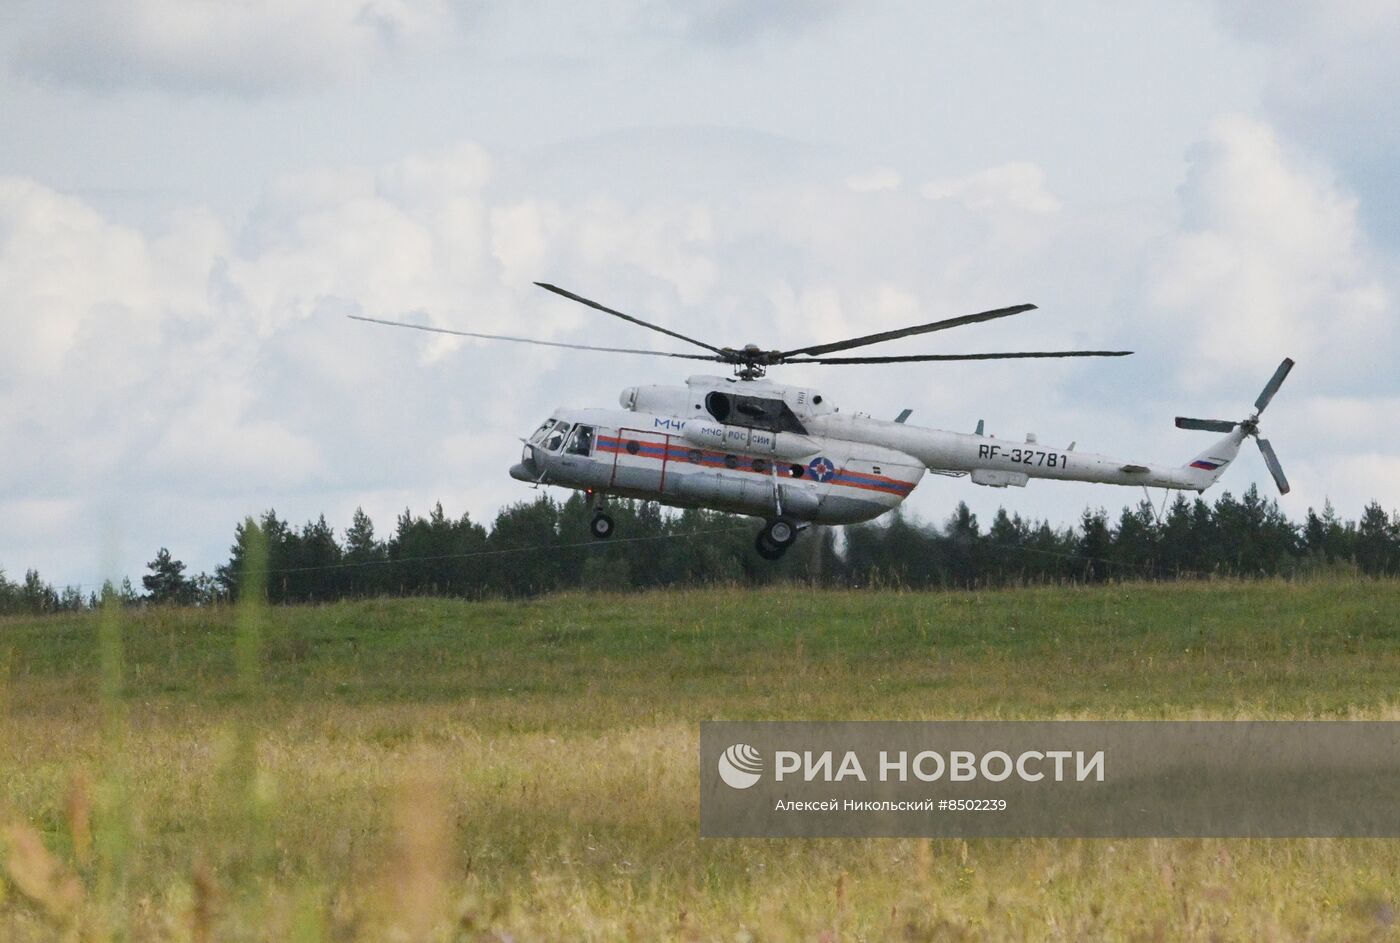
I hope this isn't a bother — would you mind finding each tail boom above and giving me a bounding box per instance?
[809,415,1241,493]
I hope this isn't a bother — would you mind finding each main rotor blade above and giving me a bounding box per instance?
[1254,357,1295,414]
[534,282,726,356]
[1175,417,1238,433]
[778,303,1037,359]
[1256,437,1290,495]
[347,315,721,361]
[795,349,1132,364]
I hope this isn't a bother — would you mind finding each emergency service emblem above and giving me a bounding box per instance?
[808,456,836,482]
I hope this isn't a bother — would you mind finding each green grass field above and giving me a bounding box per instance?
[3,578,1400,940]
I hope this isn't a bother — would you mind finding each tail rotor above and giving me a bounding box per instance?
[1175,358,1295,494]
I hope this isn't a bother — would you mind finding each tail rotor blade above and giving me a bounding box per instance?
[1254,358,1295,414]
[1175,417,1238,433]
[1256,438,1290,495]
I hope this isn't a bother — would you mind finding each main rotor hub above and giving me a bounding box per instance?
[721,342,782,380]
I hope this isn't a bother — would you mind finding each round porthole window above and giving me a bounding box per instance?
[752,458,769,473]
[687,448,703,464]
[723,454,738,469]
[790,464,805,477]
[626,440,640,455]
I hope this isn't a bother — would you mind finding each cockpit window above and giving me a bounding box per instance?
[565,425,595,456]
[543,422,572,452]
[704,392,807,434]
[529,419,558,444]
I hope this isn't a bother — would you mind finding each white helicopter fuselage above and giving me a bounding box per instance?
[511,375,1242,526]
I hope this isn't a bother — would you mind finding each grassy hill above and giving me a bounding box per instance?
[3,579,1399,940]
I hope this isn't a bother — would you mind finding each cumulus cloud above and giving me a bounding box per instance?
[1145,115,1389,384]
[10,0,457,94]
[0,141,742,582]
[1212,1,1400,244]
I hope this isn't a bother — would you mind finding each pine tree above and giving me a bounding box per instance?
[1304,507,1327,559]
[1318,500,1353,564]
[0,567,19,615]
[1112,502,1158,577]
[293,515,342,601]
[987,508,1030,585]
[217,517,264,601]
[1356,502,1395,576]
[942,502,982,587]
[143,548,191,604]
[1077,509,1113,583]
[21,569,59,614]
[343,507,386,597]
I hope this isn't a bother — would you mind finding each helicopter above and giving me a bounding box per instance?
[352,283,1294,560]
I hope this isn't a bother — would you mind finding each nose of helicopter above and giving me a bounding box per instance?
[510,442,540,482]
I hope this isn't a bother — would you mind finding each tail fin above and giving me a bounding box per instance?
[1181,428,1247,490]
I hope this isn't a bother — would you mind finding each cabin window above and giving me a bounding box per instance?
[687,448,703,464]
[626,440,641,455]
[789,464,804,478]
[565,425,595,456]
[752,458,769,473]
[723,454,738,469]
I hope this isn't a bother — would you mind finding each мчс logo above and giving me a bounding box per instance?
[718,743,763,789]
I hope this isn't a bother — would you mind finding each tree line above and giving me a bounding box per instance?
[2,486,1397,614]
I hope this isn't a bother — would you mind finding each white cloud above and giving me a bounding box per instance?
[1211,1,1400,245]
[1145,115,1389,384]
[0,179,160,376]
[920,162,1062,215]
[845,168,902,193]
[0,142,741,583]
[10,0,457,94]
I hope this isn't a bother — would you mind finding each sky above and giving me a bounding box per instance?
[2,0,1398,590]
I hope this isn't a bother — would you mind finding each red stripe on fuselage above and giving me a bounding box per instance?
[595,436,913,496]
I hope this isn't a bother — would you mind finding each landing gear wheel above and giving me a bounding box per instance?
[589,513,615,540]
[755,532,787,561]
[764,518,798,548]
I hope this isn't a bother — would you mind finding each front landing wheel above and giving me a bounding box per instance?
[590,513,615,540]
[755,532,787,561]
[764,518,798,547]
